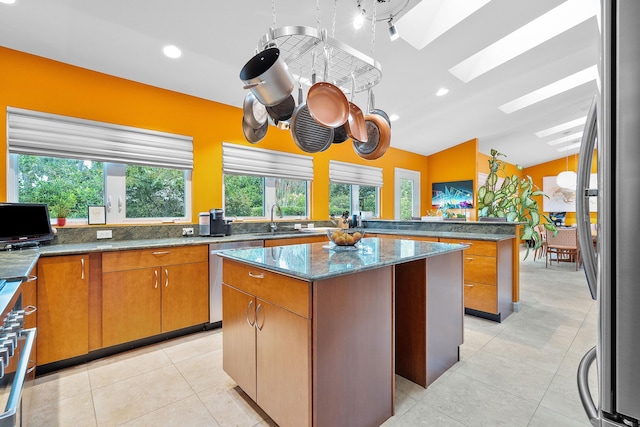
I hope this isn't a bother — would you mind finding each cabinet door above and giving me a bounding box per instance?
[161,261,209,332]
[102,267,161,347]
[37,255,89,365]
[222,284,257,400]
[256,299,311,427]
[464,282,498,313]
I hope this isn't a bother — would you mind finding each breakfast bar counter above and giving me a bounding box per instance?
[218,237,467,427]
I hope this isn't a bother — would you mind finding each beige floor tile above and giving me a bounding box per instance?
[454,351,555,403]
[528,406,592,427]
[421,371,538,427]
[174,348,231,393]
[540,372,599,423]
[197,379,270,427]
[28,390,97,427]
[88,347,173,390]
[119,395,219,427]
[31,365,91,411]
[92,365,194,426]
[162,329,223,364]
[392,401,466,426]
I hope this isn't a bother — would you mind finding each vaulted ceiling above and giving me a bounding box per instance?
[0,0,599,167]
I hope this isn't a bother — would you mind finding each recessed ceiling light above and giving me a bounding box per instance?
[499,65,598,114]
[389,114,399,122]
[396,0,491,50]
[535,116,587,138]
[449,0,597,83]
[0,0,17,4]
[547,132,583,146]
[557,142,581,152]
[436,88,449,97]
[163,45,182,59]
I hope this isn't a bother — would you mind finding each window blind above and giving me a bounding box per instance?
[329,160,383,187]
[222,142,314,181]
[7,107,193,169]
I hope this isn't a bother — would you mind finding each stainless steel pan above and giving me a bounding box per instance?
[242,92,268,129]
[290,84,333,153]
[242,116,268,144]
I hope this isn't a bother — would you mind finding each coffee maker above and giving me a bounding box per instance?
[210,208,233,236]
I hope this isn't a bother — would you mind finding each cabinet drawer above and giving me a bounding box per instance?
[464,282,498,314]
[440,238,496,257]
[464,254,496,285]
[222,259,310,318]
[102,245,208,272]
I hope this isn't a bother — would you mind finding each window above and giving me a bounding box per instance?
[11,155,190,222]
[222,143,312,219]
[394,168,421,220]
[7,108,193,223]
[329,161,382,217]
[329,183,379,217]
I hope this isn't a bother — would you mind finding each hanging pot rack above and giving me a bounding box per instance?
[258,25,382,95]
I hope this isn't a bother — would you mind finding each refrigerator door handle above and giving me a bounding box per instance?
[576,96,598,300]
[578,346,600,427]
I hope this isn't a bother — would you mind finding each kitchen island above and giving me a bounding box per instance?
[218,237,466,427]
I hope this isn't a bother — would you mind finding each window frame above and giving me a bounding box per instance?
[394,168,421,220]
[8,154,192,225]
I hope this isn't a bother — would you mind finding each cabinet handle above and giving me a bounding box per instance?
[154,270,159,289]
[23,305,37,316]
[164,268,169,287]
[255,303,263,331]
[81,258,85,280]
[245,300,255,326]
[248,272,264,279]
[465,257,474,261]
[26,275,37,282]
[152,251,170,256]
[464,283,474,288]
[118,195,123,213]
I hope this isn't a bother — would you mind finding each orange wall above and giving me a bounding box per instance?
[427,139,478,220]
[523,152,597,225]
[0,47,431,221]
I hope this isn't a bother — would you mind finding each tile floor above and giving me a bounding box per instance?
[28,250,598,426]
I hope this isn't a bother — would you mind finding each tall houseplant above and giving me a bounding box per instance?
[477,149,556,257]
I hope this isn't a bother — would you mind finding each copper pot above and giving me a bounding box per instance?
[306,47,350,128]
[352,113,390,160]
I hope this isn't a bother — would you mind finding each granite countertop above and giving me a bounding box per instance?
[217,237,467,282]
[366,229,514,241]
[0,248,40,281]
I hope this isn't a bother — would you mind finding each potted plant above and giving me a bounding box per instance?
[477,149,556,258]
[51,193,76,226]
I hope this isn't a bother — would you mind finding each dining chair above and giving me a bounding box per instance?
[546,227,581,270]
[534,224,548,260]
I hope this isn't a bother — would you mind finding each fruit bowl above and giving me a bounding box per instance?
[327,228,365,246]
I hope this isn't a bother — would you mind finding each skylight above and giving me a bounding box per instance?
[557,142,582,152]
[535,116,587,138]
[547,132,583,146]
[395,0,491,51]
[449,0,597,83]
[499,65,598,114]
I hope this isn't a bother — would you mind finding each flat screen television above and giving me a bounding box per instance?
[0,203,55,248]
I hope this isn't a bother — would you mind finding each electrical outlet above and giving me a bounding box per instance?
[97,230,112,239]
[294,223,302,230]
[182,227,194,236]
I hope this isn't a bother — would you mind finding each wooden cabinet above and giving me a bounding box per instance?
[440,238,513,322]
[37,254,90,365]
[222,259,311,427]
[101,245,208,347]
[264,234,327,247]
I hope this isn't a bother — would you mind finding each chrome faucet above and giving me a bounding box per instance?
[270,203,283,233]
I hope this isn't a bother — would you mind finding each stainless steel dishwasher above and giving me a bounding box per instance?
[209,240,263,326]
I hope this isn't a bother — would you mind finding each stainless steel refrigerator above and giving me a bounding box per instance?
[576,1,640,426]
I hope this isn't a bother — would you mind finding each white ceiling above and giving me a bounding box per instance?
[0,0,599,167]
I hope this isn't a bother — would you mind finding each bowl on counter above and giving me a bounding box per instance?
[326,228,365,246]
